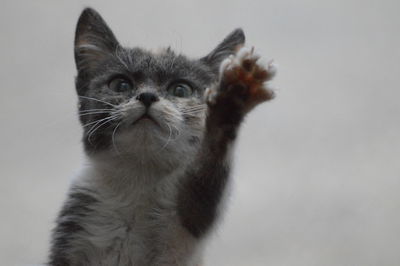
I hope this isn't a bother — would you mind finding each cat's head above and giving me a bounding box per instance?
[74,8,244,165]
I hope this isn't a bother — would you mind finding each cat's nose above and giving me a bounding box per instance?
[136,92,159,107]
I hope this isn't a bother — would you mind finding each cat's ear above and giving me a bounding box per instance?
[74,8,119,74]
[201,28,245,70]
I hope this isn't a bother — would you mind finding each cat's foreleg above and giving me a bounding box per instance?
[177,47,276,238]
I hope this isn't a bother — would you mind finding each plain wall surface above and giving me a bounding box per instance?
[1,0,399,265]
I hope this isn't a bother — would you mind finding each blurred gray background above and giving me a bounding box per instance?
[1,0,399,265]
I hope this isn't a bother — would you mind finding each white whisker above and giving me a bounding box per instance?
[79,111,113,117]
[182,104,206,109]
[112,121,123,156]
[160,122,173,151]
[182,106,206,110]
[78,96,117,108]
[79,108,114,113]
[85,115,119,138]
[181,108,206,114]
[170,123,181,139]
[83,115,117,128]
[87,116,119,145]
[181,110,205,115]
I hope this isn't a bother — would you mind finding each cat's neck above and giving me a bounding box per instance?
[78,153,180,197]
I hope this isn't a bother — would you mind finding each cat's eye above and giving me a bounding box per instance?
[108,77,132,92]
[168,83,193,98]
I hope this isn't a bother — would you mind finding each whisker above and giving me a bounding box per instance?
[85,116,120,146]
[86,115,119,135]
[183,105,206,109]
[173,125,181,139]
[181,108,206,114]
[182,105,206,110]
[78,96,117,108]
[79,108,114,113]
[168,123,181,140]
[79,111,113,117]
[160,122,173,151]
[82,115,117,128]
[182,104,206,110]
[112,121,123,156]
[161,109,184,122]
[181,111,206,117]
[87,116,119,145]
[181,110,205,115]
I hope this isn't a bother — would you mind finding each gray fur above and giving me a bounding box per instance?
[48,7,272,266]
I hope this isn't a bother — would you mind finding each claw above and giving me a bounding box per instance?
[210,46,276,112]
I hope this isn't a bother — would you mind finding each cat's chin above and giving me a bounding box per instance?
[111,121,169,153]
[96,123,184,174]
[131,113,160,127]
[127,119,164,138]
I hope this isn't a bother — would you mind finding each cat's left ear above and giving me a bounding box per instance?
[74,8,119,75]
[201,28,245,71]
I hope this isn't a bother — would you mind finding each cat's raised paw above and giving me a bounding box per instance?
[206,46,276,113]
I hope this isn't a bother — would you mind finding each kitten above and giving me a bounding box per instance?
[48,7,275,266]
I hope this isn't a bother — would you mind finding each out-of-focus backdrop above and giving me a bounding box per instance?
[1,0,399,265]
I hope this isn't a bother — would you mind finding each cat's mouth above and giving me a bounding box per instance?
[132,113,159,127]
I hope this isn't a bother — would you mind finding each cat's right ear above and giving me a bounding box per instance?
[74,8,119,75]
[201,28,245,71]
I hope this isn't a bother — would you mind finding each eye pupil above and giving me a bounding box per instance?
[109,77,132,92]
[168,83,192,98]
[175,86,185,97]
[118,81,130,91]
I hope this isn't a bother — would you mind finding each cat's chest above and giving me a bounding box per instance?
[81,188,196,265]
[85,194,160,259]
[74,166,198,265]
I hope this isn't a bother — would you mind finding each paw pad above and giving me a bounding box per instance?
[207,46,276,113]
